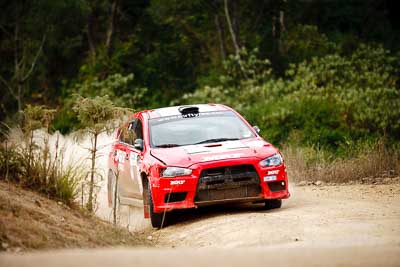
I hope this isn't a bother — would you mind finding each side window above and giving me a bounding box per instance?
[119,126,132,145]
[119,119,143,146]
[134,120,143,140]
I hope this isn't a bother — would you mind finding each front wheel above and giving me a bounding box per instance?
[264,199,282,210]
[147,183,164,228]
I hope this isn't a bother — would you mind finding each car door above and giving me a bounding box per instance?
[114,124,135,199]
[124,118,144,199]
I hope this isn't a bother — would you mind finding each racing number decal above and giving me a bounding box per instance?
[116,150,126,171]
[129,152,143,194]
[129,153,137,182]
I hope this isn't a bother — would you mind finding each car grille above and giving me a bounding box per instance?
[195,164,261,203]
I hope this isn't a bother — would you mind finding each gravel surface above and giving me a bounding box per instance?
[2,183,400,266]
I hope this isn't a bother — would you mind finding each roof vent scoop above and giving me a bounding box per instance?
[179,106,199,117]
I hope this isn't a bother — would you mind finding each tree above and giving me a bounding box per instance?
[0,2,47,112]
[86,0,121,62]
[0,0,87,120]
[224,0,240,57]
[73,94,131,212]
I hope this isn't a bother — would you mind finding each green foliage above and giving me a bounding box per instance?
[281,24,337,63]
[74,73,146,108]
[184,44,400,152]
[1,0,399,168]
[22,105,56,133]
[53,73,143,133]
[284,44,400,137]
[220,48,273,88]
[0,141,23,181]
[73,94,131,135]
[181,47,273,105]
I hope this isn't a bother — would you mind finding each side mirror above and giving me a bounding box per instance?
[134,139,144,151]
[253,126,261,134]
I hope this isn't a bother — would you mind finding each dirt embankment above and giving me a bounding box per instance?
[0,181,150,252]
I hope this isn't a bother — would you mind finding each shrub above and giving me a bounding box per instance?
[183,44,400,149]
[0,106,84,206]
[283,140,400,183]
[53,73,146,133]
[182,44,400,182]
[281,24,336,63]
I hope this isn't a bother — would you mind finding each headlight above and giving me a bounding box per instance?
[259,154,283,167]
[162,167,192,177]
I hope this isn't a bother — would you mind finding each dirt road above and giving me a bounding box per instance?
[152,183,400,248]
[2,183,400,266]
[45,132,400,249]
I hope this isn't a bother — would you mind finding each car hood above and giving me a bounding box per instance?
[150,138,278,168]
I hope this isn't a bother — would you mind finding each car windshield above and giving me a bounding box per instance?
[149,111,255,147]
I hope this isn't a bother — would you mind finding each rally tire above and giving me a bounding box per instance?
[148,183,164,228]
[264,199,282,210]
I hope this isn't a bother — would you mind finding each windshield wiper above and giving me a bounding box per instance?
[155,144,180,148]
[194,138,239,145]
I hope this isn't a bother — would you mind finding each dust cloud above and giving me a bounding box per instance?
[27,129,150,231]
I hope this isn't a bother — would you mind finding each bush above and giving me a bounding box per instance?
[53,73,146,133]
[183,44,400,149]
[281,24,336,64]
[0,106,84,206]
[0,130,83,206]
[0,141,24,182]
[182,43,400,182]
[283,140,400,183]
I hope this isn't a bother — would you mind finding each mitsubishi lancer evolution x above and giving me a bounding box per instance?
[108,104,290,228]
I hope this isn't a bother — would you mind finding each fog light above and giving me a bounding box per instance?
[281,181,285,186]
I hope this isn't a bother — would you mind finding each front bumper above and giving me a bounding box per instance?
[150,157,290,213]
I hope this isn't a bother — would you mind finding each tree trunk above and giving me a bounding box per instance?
[231,0,240,47]
[14,17,23,112]
[224,0,247,79]
[87,132,98,212]
[178,19,211,56]
[87,3,98,63]
[4,13,45,112]
[278,1,286,54]
[105,0,120,57]
[113,169,119,225]
[16,83,22,112]
[215,14,227,61]
[224,0,240,56]
[279,10,285,34]
[272,15,276,38]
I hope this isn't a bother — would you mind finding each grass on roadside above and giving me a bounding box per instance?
[282,140,400,184]
[0,128,84,206]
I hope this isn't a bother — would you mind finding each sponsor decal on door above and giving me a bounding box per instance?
[129,152,143,194]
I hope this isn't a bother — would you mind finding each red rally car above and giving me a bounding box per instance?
[108,104,290,228]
